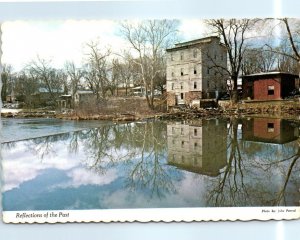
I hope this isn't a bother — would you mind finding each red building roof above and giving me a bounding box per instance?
[242,71,298,78]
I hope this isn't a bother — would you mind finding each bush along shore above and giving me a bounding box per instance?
[3,100,300,121]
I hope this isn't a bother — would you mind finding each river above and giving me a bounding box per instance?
[1,117,300,210]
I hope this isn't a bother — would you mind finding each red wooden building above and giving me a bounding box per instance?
[242,72,299,100]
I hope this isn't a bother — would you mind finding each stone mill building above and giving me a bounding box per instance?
[166,36,228,108]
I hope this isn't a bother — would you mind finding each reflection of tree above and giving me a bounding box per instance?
[26,133,70,160]
[251,138,300,206]
[1,142,17,151]
[123,122,178,198]
[68,121,178,199]
[79,125,138,174]
[275,153,300,205]
[206,117,300,207]
[207,117,248,207]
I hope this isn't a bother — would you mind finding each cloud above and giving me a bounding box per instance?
[1,20,128,70]
[178,19,209,41]
[1,140,82,191]
[1,19,219,70]
[65,168,118,188]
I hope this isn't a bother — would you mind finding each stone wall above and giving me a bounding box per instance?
[185,91,202,105]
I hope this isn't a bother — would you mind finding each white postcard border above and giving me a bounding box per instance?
[3,207,300,223]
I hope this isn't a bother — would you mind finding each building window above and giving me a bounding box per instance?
[171,53,174,61]
[171,83,174,90]
[171,72,174,77]
[194,81,197,89]
[180,52,184,60]
[194,66,197,74]
[194,142,198,149]
[181,127,184,135]
[207,80,210,88]
[181,141,185,147]
[180,92,184,99]
[207,67,210,74]
[181,68,184,76]
[194,128,197,136]
[193,49,197,58]
[268,85,275,95]
[180,82,184,90]
[267,123,274,133]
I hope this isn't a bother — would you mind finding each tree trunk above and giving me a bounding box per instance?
[231,75,239,104]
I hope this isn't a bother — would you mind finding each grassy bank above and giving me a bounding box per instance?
[56,97,165,121]
[2,98,300,121]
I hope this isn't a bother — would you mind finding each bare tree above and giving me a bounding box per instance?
[120,20,178,109]
[84,41,111,100]
[111,53,139,96]
[65,61,84,105]
[1,64,14,102]
[264,18,300,75]
[242,47,278,74]
[206,19,255,103]
[281,18,300,74]
[14,71,39,107]
[27,57,63,100]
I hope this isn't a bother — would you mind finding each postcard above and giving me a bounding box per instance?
[1,18,299,223]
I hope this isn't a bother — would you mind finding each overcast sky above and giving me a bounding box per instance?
[1,19,209,71]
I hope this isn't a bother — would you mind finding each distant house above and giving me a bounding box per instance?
[74,90,96,107]
[132,86,146,96]
[166,36,227,108]
[31,87,63,106]
[242,72,299,100]
[57,95,72,109]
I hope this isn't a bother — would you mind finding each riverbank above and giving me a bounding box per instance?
[1,109,57,118]
[2,99,300,121]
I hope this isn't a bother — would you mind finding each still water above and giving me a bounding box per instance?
[1,117,300,210]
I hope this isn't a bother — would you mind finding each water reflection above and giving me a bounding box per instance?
[167,119,227,176]
[2,118,300,210]
[206,117,300,207]
[242,118,299,144]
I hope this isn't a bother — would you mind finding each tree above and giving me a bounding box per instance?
[107,58,121,96]
[1,64,13,102]
[14,71,39,107]
[264,18,300,75]
[65,61,84,105]
[281,18,300,76]
[27,57,63,100]
[84,41,111,100]
[120,20,178,109]
[206,19,255,103]
[111,53,139,96]
[275,40,299,73]
[242,47,278,75]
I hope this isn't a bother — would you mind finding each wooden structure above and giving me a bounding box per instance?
[242,72,299,100]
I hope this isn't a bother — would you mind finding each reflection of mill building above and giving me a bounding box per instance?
[167,119,227,177]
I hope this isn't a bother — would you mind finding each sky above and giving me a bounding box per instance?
[1,19,208,71]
